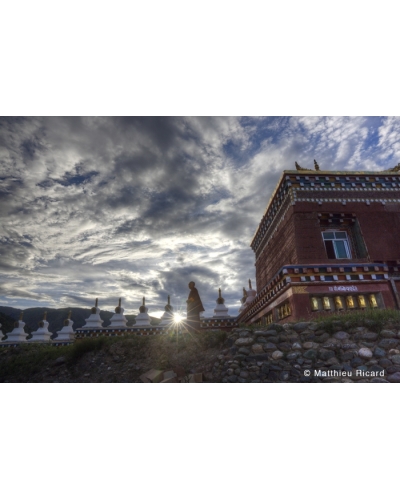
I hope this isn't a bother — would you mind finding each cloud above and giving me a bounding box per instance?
[0,116,399,316]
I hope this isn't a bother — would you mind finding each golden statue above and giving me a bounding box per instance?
[358,295,367,308]
[334,296,344,310]
[311,297,319,311]
[323,297,331,310]
[346,296,355,309]
[369,294,378,308]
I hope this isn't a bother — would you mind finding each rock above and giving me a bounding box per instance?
[387,372,400,383]
[228,375,238,382]
[271,350,284,360]
[239,371,249,379]
[238,347,251,355]
[292,342,302,350]
[263,342,277,351]
[380,330,396,338]
[350,357,363,367]
[371,378,389,383]
[238,330,251,338]
[391,355,400,365]
[318,349,336,361]
[387,365,400,374]
[303,349,318,360]
[358,347,373,359]
[378,358,392,368]
[261,363,270,374]
[287,352,299,361]
[280,371,290,381]
[314,333,330,343]
[342,352,355,361]
[389,349,400,355]
[379,339,399,349]
[360,332,378,341]
[342,343,358,350]
[303,342,318,349]
[373,347,386,358]
[256,337,267,343]
[52,356,66,366]
[252,344,264,354]
[84,373,90,377]
[257,330,277,337]
[307,323,319,331]
[334,331,349,340]
[235,337,254,346]
[292,322,310,333]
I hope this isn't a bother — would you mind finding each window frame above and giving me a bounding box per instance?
[322,230,352,259]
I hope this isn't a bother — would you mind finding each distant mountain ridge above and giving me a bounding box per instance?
[0,306,161,334]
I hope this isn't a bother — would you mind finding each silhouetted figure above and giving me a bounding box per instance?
[186,281,205,333]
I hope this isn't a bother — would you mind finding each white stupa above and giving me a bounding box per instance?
[6,312,28,342]
[213,288,230,318]
[238,287,248,313]
[28,311,52,342]
[55,310,75,342]
[244,279,257,306]
[133,297,151,327]
[159,295,174,326]
[82,298,104,329]
[108,298,128,329]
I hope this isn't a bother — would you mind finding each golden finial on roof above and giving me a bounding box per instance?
[19,311,23,321]
[67,310,72,320]
[314,159,320,171]
[95,298,98,308]
[295,161,312,172]
[167,295,170,305]
[248,279,252,289]
[142,296,145,306]
[218,288,222,298]
[118,298,121,308]
[43,311,47,320]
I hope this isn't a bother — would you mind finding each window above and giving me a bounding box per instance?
[322,231,351,259]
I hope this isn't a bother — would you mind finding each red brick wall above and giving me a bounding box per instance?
[255,207,297,291]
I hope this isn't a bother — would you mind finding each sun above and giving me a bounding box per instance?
[173,312,185,323]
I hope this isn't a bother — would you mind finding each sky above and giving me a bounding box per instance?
[1,116,400,318]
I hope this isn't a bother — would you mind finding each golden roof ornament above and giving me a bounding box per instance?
[248,279,252,289]
[314,159,320,171]
[39,311,47,328]
[295,161,312,171]
[64,310,72,326]
[115,297,122,314]
[91,298,99,314]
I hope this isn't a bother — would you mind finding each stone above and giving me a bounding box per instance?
[379,339,399,349]
[238,347,251,355]
[358,347,373,359]
[239,330,251,338]
[303,349,318,360]
[373,347,386,358]
[256,337,267,343]
[271,350,284,360]
[252,344,264,354]
[378,358,392,368]
[387,372,400,383]
[140,369,164,383]
[235,337,254,346]
[239,371,249,379]
[371,378,389,383]
[292,322,310,333]
[261,363,270,374]
[228,375,238,382]
[52,356,66,366]
[334,331,349,340]
[318,349,336,361]
[287,352,299,361]
[387,365,400,374]
[391,355,400,365]
[292,342,302,350]
[160,376,178,383]
[360,332,378,341]
[389,349,400,355]
[303,341,318,349]
[314,333,330,343]
[380,330,396,338]
[263,342,277,351]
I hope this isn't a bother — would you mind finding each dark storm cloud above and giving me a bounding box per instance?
[0,116,399,315]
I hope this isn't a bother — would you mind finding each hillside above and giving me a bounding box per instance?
[1,310,400,383]
[0,306,161,335]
